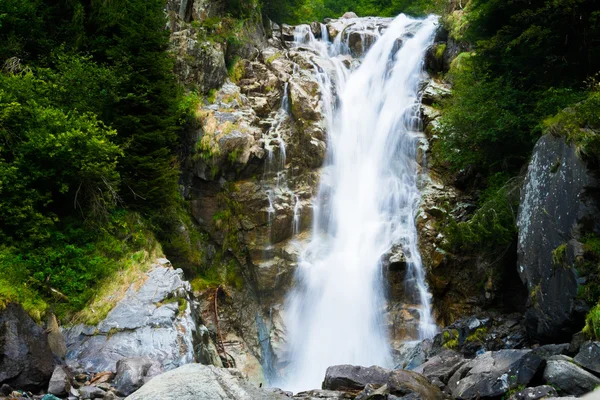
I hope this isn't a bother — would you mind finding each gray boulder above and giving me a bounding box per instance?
[322,365,389,391]
[80,385,106,399]
[113,357,164,396]
[48,366,71,396]
[341,12,358,19]
[518,134,598,342]
[507,385,557,400]
[125,363,288,400]
[448,349,543,399]
[414,349,465,385]
[574,341,600,375]
[543,355,600,396]
[387,370,445,399]
[0,303,54,391]
[64,260,207,373]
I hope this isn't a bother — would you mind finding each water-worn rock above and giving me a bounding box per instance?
[507,385,557,400]
[64,260,204,373]
[574,341,600,375]
[387,369,444,399]
[48,366,71,396]
[448,349,543,399]
[543,355,600,396]
[113,357,163,396]
[322,365,390,390]
[518,133,598,342]
[0,303,54,391]
[125,363,288,400]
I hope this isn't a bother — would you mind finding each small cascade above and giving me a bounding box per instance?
[280,14,439,392]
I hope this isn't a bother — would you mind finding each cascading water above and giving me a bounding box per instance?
[280,14,439,391]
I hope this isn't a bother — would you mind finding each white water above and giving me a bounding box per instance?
[281,14,439,392]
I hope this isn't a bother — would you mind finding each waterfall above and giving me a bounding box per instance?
[280,14,439,392]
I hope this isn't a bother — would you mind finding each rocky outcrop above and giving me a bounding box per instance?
[125,363,288,400]
[0,303,55,392]
[518,133,599,342]
[64,259,220,374]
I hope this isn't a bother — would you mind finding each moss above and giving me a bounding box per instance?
[552,243,568,269]
[442,329,460,349]
[227,57,245,83]
[465,327,488,343]
[435,43,447,60]
[583,303,600,340]
[265,52,282,65]
[178,298,188,314]
[530,282,541,306]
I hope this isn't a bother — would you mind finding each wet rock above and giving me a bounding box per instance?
[64,260,205,373]
[448,350,543,399]
[518,134,598,342]
[507,385,557,400]
[80,385,106,399]
[322,365,389,391]
[543,355,600,396]
[126,363,288,399]
[114,357,164,396]
[421,80,451,106]
[48,366,72,396]
[574,341,600,374]
[0,303,54,391]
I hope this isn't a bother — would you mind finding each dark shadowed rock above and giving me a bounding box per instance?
[544,355,600,396]
[47,366,71,396]
[531,343,569,360]
[387,370,444,399]
[125,363,287,400]
[574,341,600,374]
[569,331,588,354]
[0,303,54,391]
[448,350,543,399]
[114,357,164,396]
[507,385,557,400]
[518,134,599,342]
[322,365,390,391]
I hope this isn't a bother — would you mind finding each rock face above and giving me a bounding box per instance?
[518,133,598,342]
[0,303,54,391]
[543,355,600,396]
[64,259,220,373]
[322,365,390,391]
[125,363,288,400]
[573,341,600,375]
[448,350,542,399]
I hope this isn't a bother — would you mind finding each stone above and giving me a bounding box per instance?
[574,341,600,374]
[47,314,67,359]
[531,343,569,360]
[293,389,354,399]
[48,366,72,396]
[507,385,557,400]
[387,370,444,399]
[322,365,390,391]
[113,357,164,396]
[42,395,62,400]
[125,363,288,400]
[569,331,588,354]
[103,392,120,400]
[543,355,600,396]
[448,350,543,399]
[80,385,107,399]
[518,134,598,342]
[421,80,451,106]
[416,349,465,384]
[355,383,388,400]
[64,262,203,374]
[341,12,358,18]
[0,303,54,391]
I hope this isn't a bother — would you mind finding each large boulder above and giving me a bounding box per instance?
[47,366,71,396]
[387,369,445,399]
[0,303,54,391]
[518,134,598,342]
[125,363,288,400]
[415,349,465,385]
[322,365,389,391]
[543,355,600,396]
[64,259,217,373]
[448,349,543,399]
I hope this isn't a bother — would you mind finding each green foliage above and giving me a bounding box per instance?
[443,181,518,255]
[552,244,568,268]
[465,327,488,343]
[442,329,459,349]
[583,303,600,340]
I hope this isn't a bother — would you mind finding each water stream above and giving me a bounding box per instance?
[281,14,439,391]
